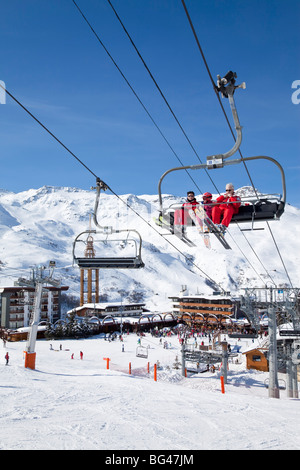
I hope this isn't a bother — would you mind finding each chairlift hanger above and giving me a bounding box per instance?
[73,178,144,269]
[158,72,286,229]
[228,332,258,339]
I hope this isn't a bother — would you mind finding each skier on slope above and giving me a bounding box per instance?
[5,352,9,365]
[212,183,241,230]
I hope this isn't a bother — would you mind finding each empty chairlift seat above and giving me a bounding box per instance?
[73,230,145,270]
[75,256,144,269]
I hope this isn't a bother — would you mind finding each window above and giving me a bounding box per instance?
[252,355,262,362]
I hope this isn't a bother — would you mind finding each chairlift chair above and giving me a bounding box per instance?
[228,332,258,339]
[73,179,144,269]
[157,72,286,236]
[136,345,148,358]
[73,230,144,269]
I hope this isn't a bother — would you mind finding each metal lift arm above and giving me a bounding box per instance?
[158,73,286,216]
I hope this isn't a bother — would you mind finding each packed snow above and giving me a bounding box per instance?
[1,331,299,450]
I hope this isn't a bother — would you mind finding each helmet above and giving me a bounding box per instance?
[203,192,212,199]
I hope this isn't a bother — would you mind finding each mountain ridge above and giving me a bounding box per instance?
[0,185,298,312]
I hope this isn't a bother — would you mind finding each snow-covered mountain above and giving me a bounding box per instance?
[0,185,298,312]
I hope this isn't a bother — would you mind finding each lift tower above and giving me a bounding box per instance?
[240,287,300,399]
[80,232,99,306]
[16,262,60,370]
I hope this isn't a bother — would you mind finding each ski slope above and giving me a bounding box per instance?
[1,331,299,450]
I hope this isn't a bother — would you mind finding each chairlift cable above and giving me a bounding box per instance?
[0,83,98,181]
[180,0,259,200]
[97,182,224,292]
[2,17,289,291]
[72,0,203,194]
[266,222,294,288]
[105,0,290,288]
[97,4,284,292]
[105,0,220,195]
[1,83,224,293]
[180,0,293,287]
[228,225,276,285]
[103,0,281,288]
[72,0,269,286]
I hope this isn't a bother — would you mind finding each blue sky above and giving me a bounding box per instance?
[0,0,299,207]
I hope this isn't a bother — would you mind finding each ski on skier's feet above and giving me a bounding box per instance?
[188,208,211,249]
[203,218,231,250]
[154,215,196,247]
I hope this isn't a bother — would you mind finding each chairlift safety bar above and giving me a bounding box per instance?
[158,155,286,213]
[79,177,144,264]
[158,75,286,215]
[72,230,143,267]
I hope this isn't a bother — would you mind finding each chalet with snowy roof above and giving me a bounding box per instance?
[68,302,176,333]
[243,347,269,372]
[69,301,148,319]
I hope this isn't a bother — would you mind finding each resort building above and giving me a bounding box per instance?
[0,285,69,330]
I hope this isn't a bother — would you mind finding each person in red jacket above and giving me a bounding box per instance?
[202,192,213,219]
[174,191,199,227]
[212,183,241,229]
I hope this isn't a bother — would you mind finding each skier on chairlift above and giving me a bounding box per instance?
[202,192,214,219]
[211,183,241,231]
[174,191,199,228]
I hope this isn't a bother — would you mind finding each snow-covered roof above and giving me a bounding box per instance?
[171,294,233,301]
[16,325,47,333]
[68,302,146,314]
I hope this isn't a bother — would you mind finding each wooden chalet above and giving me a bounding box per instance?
[243,348,269,372]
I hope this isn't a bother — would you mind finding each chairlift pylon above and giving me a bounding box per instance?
[157,72,286,239]
[73,179,144,269]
